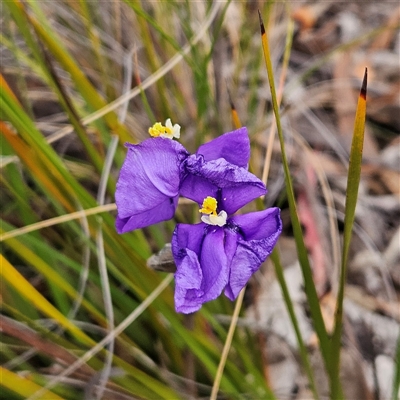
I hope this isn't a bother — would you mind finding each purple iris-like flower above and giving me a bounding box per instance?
[172,195,282,314]
[115,127,265,233]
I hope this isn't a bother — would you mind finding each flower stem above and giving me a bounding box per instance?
[210,288,245,400]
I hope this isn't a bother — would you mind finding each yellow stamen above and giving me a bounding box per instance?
[148,122,172,137]
[199,196,218,216]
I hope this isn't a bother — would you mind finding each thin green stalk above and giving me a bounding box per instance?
[262,6,294,187]
[258,10,331,373]
[330,69,368,400]
[39,43,105,174]
[270,249,319,400]
[210,288,246,400]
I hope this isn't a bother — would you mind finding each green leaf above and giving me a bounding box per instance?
[0,255,94,346]
[0,367,64,400]
[330,69,368,400]
[258,9,330,379]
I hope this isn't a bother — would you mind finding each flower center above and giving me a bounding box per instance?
[148,122,172,137]
[199,196,218,216]
[148,119,181,139]
[199,196,227,227]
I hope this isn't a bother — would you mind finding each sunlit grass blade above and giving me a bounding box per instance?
[0,204,116,242]
[258,9,331,375]
[330,68,368,400]
[1,122,74,210]
[1,222,106,321]
[0,73,21,105]
[0,367,64,400]
[228,87,242,130]
[0,255,94,346]
[0,89,97,210]
[262,8,294,187]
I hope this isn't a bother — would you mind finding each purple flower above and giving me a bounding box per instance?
[116,127,265,233]
[172,196,282,314]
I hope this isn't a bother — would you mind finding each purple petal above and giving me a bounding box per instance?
[173,249,203,314]
[198,227,236,302]
[116,196,178,233]
[172,224,237,313]
[224,242,261,301]
[224,208,282,300]
[196,127,250,168]
[172,223,207,313]
[230,207,282,241]
[181,156,266,214]
[172,222,206,258]
[219,184,266,216]
[176,173,219,206]
[115,138,188,232]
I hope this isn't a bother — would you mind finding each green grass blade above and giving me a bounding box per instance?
[330,69,368,400]
[40,49,105,173]
[258,9,331,371]
[0,231,105,321]
[0,89,92,208]
[270,248,319,399]
[0,367,64,400]
[0,255,94,346]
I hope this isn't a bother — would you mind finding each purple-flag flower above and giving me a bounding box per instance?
[115,125,265,233]
[172,196,282,314]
